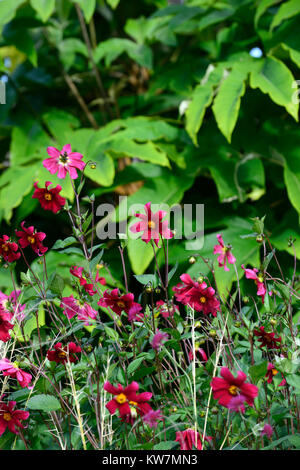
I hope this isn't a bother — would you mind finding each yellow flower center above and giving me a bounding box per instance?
[200,296,206,303]
[27,236,35,244]
[2,244,9,252]
[58,351,67,359]
[44,193,52,201]
[3,412,12,421]
[228,385,239,396]
[272,368,278,376]
[117,301,125,308]
[148,221,156,229]
[115,393,127,404]
[129,400,138,407]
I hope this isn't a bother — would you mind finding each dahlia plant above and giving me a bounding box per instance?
[0,147,299,451]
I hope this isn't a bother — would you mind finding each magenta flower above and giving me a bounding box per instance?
[175,429,203,451]
[0,308,14,343]
[43,144,85,180]
[0,290,25,322]
[16,221,48,256]
[155,300,178,318]
[0,235,20,263]
[98,289,143,320]
[0,401,29,436]
[130,202,173,247]
[241,264,266,303]
[60,295,97,325]
[188,347,207,363]
[227,395,246,413]
[210,367,258,408]
[261,423,273,439]
[266,363,286,386]
[213,234,236,271]
[173,274,220,316]
[104,381,152,419]
[32,181,66,213]
[151,330,169,351]
[0,359,32,388]
[143,409,163,429]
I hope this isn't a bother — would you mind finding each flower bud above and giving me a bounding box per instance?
[270,318,277,326]
[155,287,161,294]
[256,234,264,243]
[89,162,97,169]
[234,321,241,327]
[209,329,217,338]
[211,407,219,415]
[189,256,196,264]
[145,285,153,293]
[197,276,204,284]
[242,296,249,304]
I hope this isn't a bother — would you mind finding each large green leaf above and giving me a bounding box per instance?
[107,138,170,167]
[71,0,96,23]
[30,0,56,23]
[27,394,61,412]
[212,67,248,143]
[249,56,299,121]
[0,0,26,33]
[185,64,224,146]
[270,0,300,31]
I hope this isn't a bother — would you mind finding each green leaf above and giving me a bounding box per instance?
[254,0,282,27]
[185,64,224,146]
[71,0,96,23]
[249,360,268,382]
[134,274,158,286]
[106,0,120,9]
[212,68,248,143]
[127,237,157,275]
[47,272,65,296]
[286,374,300,390]
[270,0,300,31]
[284,165,300,216]
[27,394,61,412]
[108,139,170,167]
[30,0,56,23]
[58,38,88,70]
[0,0,26,33]
[154,441,176,450]
[250,57,299,121]
[127,357,145,375]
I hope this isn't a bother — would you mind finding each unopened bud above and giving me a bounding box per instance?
[89,162,97,169]
[189,256,196,264]
[197,276,204,284]
[209,329,217,338]
[270,318,277,326]
[256,234,264,243]
[242,296,250,304]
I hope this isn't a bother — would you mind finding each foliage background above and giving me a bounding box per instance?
[0,0,300,293]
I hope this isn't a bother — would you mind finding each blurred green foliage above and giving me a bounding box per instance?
[0,0,299,292]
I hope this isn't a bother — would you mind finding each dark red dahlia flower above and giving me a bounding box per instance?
[253,326,281,350]
[173,274,220,316]
[16,221,48,256]
[266,363,286,386]
[211,367,258,408]
[98,289,142,320]
[0,401,29,436]
[47,342,81,364]
[0,235,20,263]
[32,181,66,213]
[175,429,212,450]
[104,381,152,420]
[0,308,14,342]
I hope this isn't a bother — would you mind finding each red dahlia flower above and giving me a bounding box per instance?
[16,222,48,256]
[104,381,152,419]
[210,367,258,408]
[173,274,220,316]
[43,144,85,180]
[175,429,209,451]
[266,363,286,386]
[130,202,173,247]
[0,401,29,436]
[241,264,266,303]
[188,346,207,363]
[253,326,281,350]
[0,235,20,263]
[0,359,32,388]
[47,342,81,364]
[98,289,143,321]
[32,181,66,213]
[213,234,236,271]
[0,308,14,342]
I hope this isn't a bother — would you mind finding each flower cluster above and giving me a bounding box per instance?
[173,273,220,316]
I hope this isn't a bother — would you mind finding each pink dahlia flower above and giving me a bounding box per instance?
[0,235,20,263]
[143,409,163,429]
[261,423,274,439]
[0,308,14,342]
[0,359,32,388]
[43,144,85,180]
[151,330,169,351]
[60,295,97,325]
[98,289,143,320]
[241,264,266,303]
[130,202,173,247]
[0,290,25,322]
[173,274,220,316]
[213,234,236,271]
